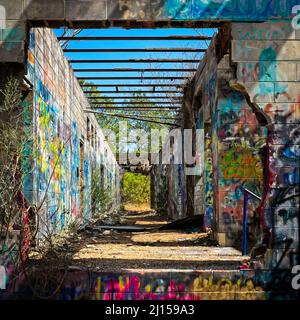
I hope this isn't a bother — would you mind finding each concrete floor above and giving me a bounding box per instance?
[37,209,246,272]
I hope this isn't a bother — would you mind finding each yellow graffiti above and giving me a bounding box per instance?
[221,144,263,181]
[192,276,265,300]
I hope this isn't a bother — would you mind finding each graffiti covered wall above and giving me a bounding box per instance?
[174,21,299,269]
[2,269,297,300]
[193,36,218,230]
[25,28,120,235]
[151,142,186,219]
[231,21,299,268]
[0,1,298,67]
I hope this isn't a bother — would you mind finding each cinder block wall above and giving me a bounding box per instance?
[231,22,299,268]
[151,144,186,219]
[189,22,299,268]
[193,35,218,230]
[191,36,266,246]
[25,28,120,234]
[214,54,267,249]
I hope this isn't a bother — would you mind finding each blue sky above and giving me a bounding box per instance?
[55,27,216,100]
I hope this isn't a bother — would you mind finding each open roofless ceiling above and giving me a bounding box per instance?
[57,32,212,111]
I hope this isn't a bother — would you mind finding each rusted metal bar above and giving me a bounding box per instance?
[84,90,182,94]
[78,76,189,80]
[122,115,180,120]
[74,68,197,72]
[64,48,205,53]
[83,110,179,127]
[99,113,181,120]
[87,96,182,100]
[90,102,181,105]
[90,106,181,110]
[58,36,212,41]
[69,59,200,63]
[80,84,184,87]
[30,20,220,29]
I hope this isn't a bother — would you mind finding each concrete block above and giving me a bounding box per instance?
[0,0,23,19]
[232,40,300,62]
[2,19,27,41]
[296,62,300,81]
[272,123,300,144]
[65,0,107,20]
[274,206,298,229]
[237,61,297,82]
[0,40,24,62]
[24,0,64,20]
[107,0,151,20]
[217,54,230,70]
[257,102,298,124]
[274,228,299,249]
[243,82,275,103]
[275,82,300,102]
[232,22,295,40]
[213,270,243,290]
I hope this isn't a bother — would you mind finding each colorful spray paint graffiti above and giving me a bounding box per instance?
[5,267,300,300]
[71,121,80,217]
[22,28,120,236]
[151,163,168,214]
[109,0,298,21]
[204,135,214,229]
[231,21,299,264]
[216,90,266,246]
[88,272,266,301]
[84,159,90,222]
[167,163,185,219]
[2,269,297,300]
[34,80,70,230]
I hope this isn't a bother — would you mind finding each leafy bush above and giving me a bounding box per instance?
[123,172,150,205]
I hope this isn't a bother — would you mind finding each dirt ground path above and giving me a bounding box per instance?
[29,208,245,272]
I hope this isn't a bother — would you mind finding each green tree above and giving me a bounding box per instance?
[122,172,150,205]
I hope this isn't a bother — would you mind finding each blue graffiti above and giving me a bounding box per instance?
[258,46,287,96]
[84,159,90,221]
[163,0,297,21]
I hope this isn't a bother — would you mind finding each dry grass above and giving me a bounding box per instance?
[124,203,151,212]
[131,231,208,243]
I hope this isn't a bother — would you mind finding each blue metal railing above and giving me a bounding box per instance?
[242,188,262,256]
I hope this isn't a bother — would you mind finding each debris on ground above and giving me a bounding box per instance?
[28,209,247,272]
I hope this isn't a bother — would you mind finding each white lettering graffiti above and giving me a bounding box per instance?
[291,265,300,290]
[0,265,6,290]
[291,5,300,30]
[0,5,6,30]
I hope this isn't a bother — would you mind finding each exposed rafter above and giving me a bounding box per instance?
[83,90,182,94]
[74,68,197,73]
[80,84,185,87]
[89,106,181,110]
[78,76,189,80]
[90,102,181,105]
[58,36,212,41]
[69,59,200,64]
[64,48,205,53]
[84,110,180,126]
[87,96,182,100]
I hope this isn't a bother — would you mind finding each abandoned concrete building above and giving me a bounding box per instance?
[0,0,299,300]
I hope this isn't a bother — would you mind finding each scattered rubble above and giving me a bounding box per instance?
[28,209,245,272]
